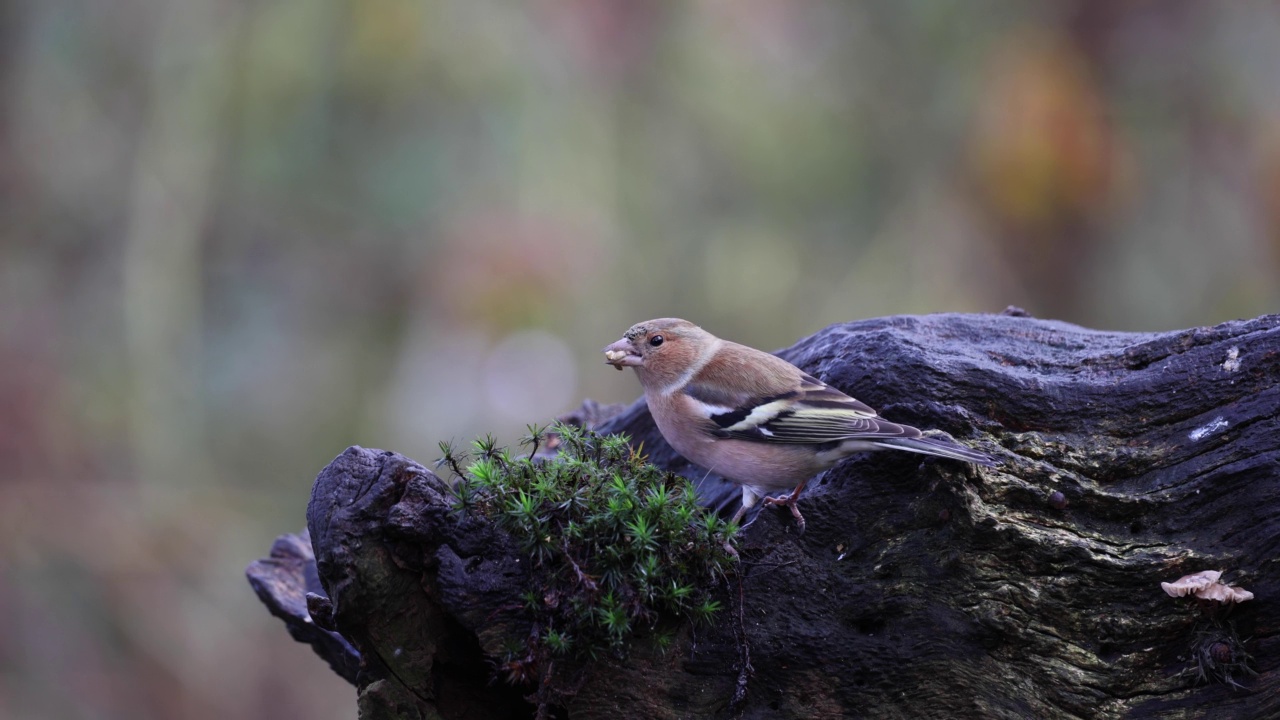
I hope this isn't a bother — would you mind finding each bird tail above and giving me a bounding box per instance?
[873,436,995,466]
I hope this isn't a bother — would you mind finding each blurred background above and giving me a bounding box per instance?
[2,1,1279,717]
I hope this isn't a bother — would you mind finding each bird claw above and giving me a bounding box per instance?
[762,493,807,534]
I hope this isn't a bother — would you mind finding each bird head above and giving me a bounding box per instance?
[603,318,707,385]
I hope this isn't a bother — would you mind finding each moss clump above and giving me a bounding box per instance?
[437,423,737,683]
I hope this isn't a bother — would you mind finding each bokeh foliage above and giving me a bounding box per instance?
[2,2,1279,718]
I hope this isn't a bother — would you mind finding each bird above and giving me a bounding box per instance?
[603,318,994,532]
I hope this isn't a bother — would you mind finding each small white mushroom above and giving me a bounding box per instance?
[1196,583,1254,603]
[1161,570,1221,597]
[1161,570,1253,603]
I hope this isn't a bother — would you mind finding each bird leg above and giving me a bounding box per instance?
[730,486,758,527]
[762,479,809,533]
[721,488,761,559]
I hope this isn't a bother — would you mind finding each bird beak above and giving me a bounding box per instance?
[602,338,642,371]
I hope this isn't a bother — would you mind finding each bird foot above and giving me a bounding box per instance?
[723,540,739,559]
[762,493,806,533]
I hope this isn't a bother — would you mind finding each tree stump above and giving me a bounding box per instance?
[247,311,1280,719]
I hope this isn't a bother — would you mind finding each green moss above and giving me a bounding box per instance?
[437,423,737,683]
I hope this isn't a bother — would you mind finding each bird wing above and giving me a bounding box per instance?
[685,371,918,445]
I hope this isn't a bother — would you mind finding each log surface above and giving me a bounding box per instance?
[249,312,1280,719]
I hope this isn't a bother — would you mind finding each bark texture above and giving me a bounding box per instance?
[248,311,1280,719]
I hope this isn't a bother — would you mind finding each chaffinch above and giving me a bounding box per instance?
[603,318,993,532]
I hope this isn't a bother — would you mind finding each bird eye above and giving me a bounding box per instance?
[649,335,664,347]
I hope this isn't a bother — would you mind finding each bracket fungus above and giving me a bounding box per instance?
[1161,570,1254,603]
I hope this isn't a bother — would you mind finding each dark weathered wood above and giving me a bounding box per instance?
[246,530,362,685]
[249,311,1280,719]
